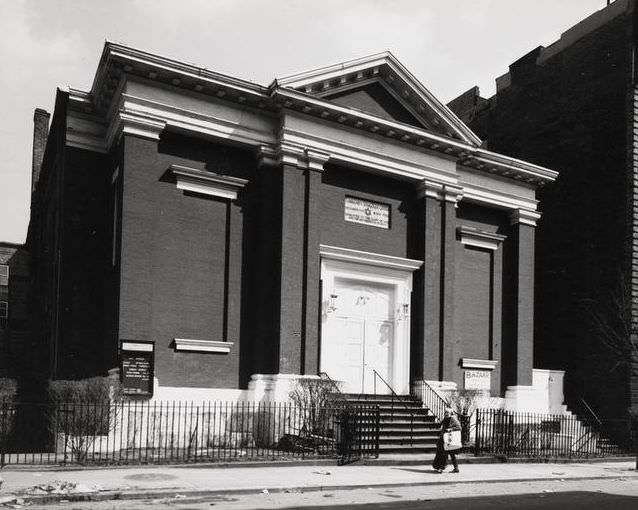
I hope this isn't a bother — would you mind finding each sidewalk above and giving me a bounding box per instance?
[0,458,637,505]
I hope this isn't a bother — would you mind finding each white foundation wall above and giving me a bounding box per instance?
[500,369,567,414]
[422,369,568,415]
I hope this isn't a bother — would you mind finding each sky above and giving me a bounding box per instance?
[0,0,609,243]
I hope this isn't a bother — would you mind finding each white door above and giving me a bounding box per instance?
[321,277,395,394]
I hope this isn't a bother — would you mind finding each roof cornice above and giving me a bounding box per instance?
[66,42,557,187]
[98,41,267,97]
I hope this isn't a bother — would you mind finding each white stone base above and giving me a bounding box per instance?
[248,373,320,402]
[503,385,540,412]
[503,369,569,414]
[532,369,568,414]
[151,378,250,402]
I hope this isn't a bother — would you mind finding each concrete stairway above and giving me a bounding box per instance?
[342,393,441,454]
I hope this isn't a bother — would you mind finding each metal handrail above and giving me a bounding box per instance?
[372,369,415,446]
[579,399,603,427]
[571,398,605,454]
[414,380,448,421]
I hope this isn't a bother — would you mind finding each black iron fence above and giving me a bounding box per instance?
[475,408,636,458]
[0,400,379,466]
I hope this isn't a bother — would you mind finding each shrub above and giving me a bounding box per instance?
[0,378,17,402]
[47,376,122,464]
[289,378,338,437]
[446,389,483,446]
[47,376,121,405]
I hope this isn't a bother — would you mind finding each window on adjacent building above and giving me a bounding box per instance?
[0,265,8,286]
[0,301,7,319]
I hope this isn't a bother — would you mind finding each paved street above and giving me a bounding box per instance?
[16,478,638,509]
[0,460,636,509]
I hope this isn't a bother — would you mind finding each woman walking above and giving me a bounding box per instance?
[432,408,461,473]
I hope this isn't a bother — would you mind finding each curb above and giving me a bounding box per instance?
[9,473,638,506]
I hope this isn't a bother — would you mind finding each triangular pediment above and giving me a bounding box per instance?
[324,82,424,129]
[275,52,482,146]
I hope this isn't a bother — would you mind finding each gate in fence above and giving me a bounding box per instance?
[0,400,379,466]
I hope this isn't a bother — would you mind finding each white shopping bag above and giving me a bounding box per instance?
[443,430,462,451]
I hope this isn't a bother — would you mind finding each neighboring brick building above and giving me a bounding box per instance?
[449,0,638,430]
[27,42,557,409]
[0,242,30,378]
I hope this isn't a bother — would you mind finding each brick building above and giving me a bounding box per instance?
[0,242,30,378]
[449,0,638,428]
[27,42,558,408]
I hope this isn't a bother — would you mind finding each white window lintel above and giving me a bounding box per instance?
[170,164,248,200]
[460,358,498,370]
[174,338,233,354]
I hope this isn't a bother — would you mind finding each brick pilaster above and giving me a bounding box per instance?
[509,209,540,386]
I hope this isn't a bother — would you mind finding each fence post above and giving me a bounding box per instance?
[474,409,481,456]
[1,400,5,467]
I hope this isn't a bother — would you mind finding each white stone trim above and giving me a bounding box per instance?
[282,127,458,184]
[152,380,249,402]
[121,341,153,352]
[416,180,464,203]
[320,245,423,272]
[170,164,247,200]
[120,94,272,148]
[460,358,498,370]
[304,149,330,172]
[510,208,542,227]
[459,178,538,211]
[248,373,319,402]
[458,227,506,251]
[173,338,233,353]
[471,149,558,184]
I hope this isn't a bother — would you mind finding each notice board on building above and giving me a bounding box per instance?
[120,340,154,396]
[463,369,491,391]
[344,196,390,229]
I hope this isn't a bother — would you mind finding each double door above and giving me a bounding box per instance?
[321,278,395,394]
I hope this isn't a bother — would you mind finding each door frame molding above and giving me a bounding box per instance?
[319,245,423,394]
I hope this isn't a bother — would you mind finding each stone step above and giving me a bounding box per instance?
[377,443,438,453]
[379,428,439,436]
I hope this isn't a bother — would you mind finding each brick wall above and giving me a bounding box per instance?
[118,135,257,389]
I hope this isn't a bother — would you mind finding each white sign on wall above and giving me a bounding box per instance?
[464,369,491,391]
[344,197,390,229]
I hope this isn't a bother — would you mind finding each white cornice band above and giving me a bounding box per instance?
[64,42,557,218]
[170,164,247,200]
[320,244,423,272]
